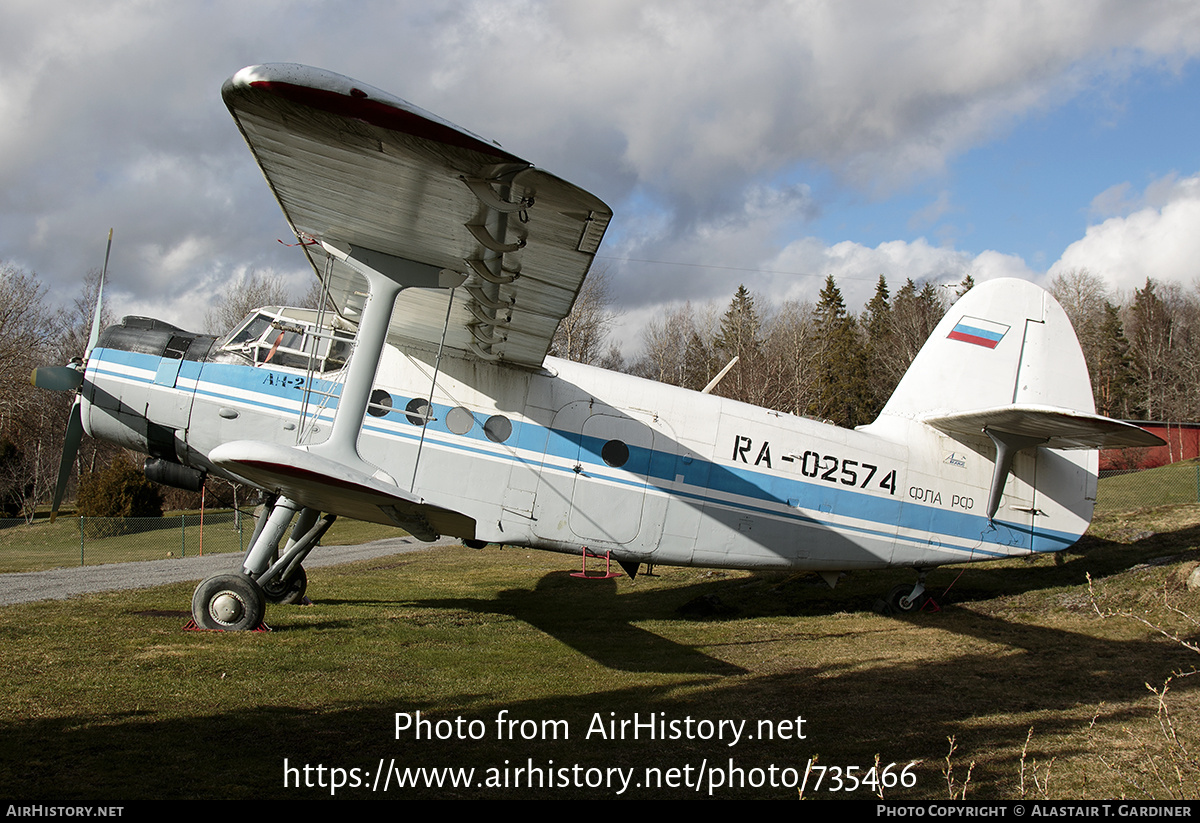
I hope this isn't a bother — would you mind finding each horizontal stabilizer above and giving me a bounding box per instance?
[208,441,460,540]
[922,405,1163,450]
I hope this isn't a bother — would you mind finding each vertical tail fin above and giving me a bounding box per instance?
[863,278,1158,532]
[876,277,1094,423]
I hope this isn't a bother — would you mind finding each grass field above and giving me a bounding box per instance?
[2,500,1199,800]
[1099,459,1200,512]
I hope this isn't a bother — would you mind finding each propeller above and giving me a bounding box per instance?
[34,229,112,522]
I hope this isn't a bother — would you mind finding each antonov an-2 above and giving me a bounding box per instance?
[34,64,1160,630]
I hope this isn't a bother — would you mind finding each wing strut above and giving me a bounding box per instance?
[409,288,458,492]
[311,240,466,483]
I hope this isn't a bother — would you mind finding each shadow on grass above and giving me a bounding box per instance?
[7,524,1200,799]
[2,611,1195,799]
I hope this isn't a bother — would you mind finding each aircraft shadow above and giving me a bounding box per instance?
[406,570,747,676]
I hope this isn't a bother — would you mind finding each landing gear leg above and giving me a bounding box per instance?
[262,565,307,605]
[190,496,335,629]
[260,506,319,604]
[241,496,302,578]
[256,507,335,602]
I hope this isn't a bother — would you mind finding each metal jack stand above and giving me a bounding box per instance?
[570,546,622,579]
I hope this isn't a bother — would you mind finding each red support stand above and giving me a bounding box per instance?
[569,545,621,579]
[182,619,271,632]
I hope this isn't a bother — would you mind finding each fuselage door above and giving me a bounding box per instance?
[568,412,655,545]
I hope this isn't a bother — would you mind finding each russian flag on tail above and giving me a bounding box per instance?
[948,316,1009,349]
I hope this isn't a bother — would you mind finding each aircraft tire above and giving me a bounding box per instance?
[262,566,307,605]
[192,574,266,631]
[886,584,920,614]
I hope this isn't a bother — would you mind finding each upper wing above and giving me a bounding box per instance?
[223,64,612,368]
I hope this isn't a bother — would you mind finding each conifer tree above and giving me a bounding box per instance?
[862,275,893,418]
[713,285,763,400]
[956,274,975,299]
[1127,278,1175,420]
[809,276,869,427]
[867,277,945,407]
[714,285,761,359]
[1095,301,1134,418]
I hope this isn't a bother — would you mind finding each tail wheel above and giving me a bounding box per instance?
[886,584,922,614]
[262,566,308,605]
[192,574,266,631]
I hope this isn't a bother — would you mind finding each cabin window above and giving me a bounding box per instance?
[220,309,357,373]
[227,313,272,347]
[367,389,393,418]
[446,406,474,435]
[405,398,431,426]
[484,414,512,443]
[601,439,630,468]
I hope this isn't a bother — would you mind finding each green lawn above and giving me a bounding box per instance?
[1097,458,1200,512]
[2,506,1199,799]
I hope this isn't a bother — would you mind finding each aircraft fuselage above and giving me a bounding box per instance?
[81,315,1095,575]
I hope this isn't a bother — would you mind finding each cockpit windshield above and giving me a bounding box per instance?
[219,306,355,373]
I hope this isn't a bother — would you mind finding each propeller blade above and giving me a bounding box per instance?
[50,397,84,523]
[86,228,112,356]
[30,366,84,392]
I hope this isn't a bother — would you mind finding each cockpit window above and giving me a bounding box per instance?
[219,307,355,373]
[226,313,273,347]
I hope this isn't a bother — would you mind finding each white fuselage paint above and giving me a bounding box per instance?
[81,335,1093,574]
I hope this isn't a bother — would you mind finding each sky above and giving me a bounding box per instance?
[3,0,1200,356]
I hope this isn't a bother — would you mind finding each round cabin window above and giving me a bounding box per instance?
[368,389,393,418]
[601,439,629,468]
[405,397,431,426]
[484,414,513,443]
[446,406,475,435]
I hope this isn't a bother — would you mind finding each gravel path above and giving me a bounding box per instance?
[0,536,457,606]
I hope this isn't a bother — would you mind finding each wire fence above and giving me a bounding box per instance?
[0,508,257,573]
[1096,459,1200,513]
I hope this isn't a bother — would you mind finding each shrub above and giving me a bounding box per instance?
[77,454,163,521]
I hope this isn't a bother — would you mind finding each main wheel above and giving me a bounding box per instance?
[886,583,920,614]
[192,574,266,631]
[262,566,307,605]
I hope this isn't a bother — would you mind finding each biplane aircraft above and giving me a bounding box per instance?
[33,64,1161,630]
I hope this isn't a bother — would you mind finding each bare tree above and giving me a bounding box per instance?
[549,267,620,365]
[0,262,65,515]
[1051,268,1108,381]
[0,263,60,431]
[204,270,294,334]
[297,277,336,313]
[635,303,705,387]
[759,298,816,415]
[55,268,114,364]
[1050,269,1109,330]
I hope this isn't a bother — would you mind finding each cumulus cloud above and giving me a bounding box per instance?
[1050,172,1200,294]
[0,0,1198,336]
